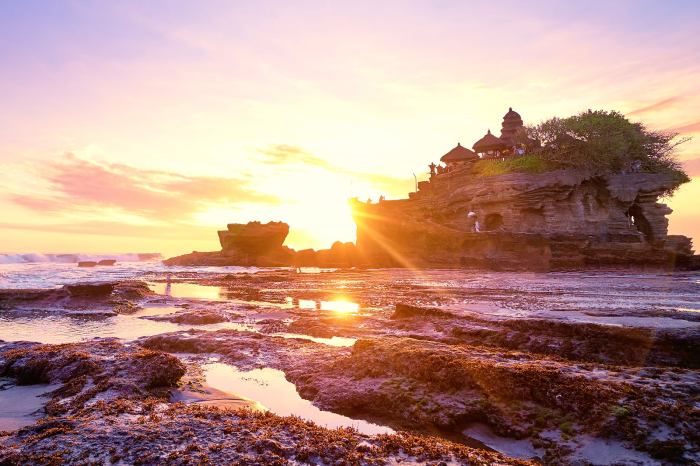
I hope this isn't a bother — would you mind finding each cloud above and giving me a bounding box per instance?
[257,144,333,169]
[0,220,211,240]
[673,120,700,134]
[9,154,277,219]
[9,196,66,212]
[257,144,412,195]
[627,96,680,116]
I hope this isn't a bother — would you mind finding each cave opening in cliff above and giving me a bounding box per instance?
[483,213,504,231]
[626,204,653,241]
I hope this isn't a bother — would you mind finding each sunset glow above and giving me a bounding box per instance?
[320,299,360,315]
[1,1,699,256]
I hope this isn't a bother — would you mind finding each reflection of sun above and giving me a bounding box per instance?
[298,299,317,310]
[320,298,359,314]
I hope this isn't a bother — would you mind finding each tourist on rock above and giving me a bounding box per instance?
[467,211,478,232]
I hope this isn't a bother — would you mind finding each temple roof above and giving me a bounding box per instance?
[503,107,522,122]
[440,143,478,163]
[473,130,508,152]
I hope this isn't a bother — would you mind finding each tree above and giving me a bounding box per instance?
[525,110,690,193]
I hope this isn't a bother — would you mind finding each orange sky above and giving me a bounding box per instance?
[1,1,699,257]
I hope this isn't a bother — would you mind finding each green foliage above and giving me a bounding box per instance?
[473,154,548,177]
[471,109,690,195]
[526,109,690,194]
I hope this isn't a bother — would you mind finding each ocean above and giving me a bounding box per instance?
[0,253,260,289]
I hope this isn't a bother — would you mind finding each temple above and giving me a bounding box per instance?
[432,108,533,176]
[351,108,696,270]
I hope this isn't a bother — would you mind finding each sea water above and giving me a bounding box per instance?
[0,258,261,289]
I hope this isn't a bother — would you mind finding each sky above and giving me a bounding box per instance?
[1,0,699,257]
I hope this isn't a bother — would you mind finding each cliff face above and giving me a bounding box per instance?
[351,169,694,270]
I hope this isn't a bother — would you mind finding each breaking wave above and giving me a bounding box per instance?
[0,253,162,264]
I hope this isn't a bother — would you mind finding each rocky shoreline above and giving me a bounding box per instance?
[0,270,698,464]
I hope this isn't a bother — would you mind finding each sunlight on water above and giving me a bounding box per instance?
[274,333,356,347]
[0,307,257,344]
[0,261,259,289]
[149,282,224,301]
[134,306,183,317]
[297,299,317,309]
[203,363,392,435]
[0,314,183,344]
[320,299,359,314]
[290,297,360,314]
[295,268,338,274]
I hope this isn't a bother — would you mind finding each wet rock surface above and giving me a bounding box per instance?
[1,401,526,465]
[0,340,184,413]
[0,269,698,464]
[0,281,152,316]
[144,309,233,325]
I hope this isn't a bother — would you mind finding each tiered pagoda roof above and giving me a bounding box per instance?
[500,107,524,145]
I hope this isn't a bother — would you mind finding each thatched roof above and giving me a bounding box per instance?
[473,130,508,152]
[440,143,478,163]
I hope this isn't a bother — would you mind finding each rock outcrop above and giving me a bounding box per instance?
[164,222,362,267]
[218,221,289,255]
[351,169,695,270]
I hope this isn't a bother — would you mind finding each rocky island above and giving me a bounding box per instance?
[166,109,696,271]
[351,169,694,270]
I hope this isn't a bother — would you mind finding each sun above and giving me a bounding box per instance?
[265,169,360,250]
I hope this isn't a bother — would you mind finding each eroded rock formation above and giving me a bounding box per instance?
[218,221,289,255]
[165,221,361,268]
[352,169,695,270]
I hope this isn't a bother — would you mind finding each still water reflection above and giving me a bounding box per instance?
[204,362,392,435]
[291,298,360,314]
[0,381,59,431]
[149,282,224,301]
[148,283,362,317]
[0,307,251,345]
[320,300,359,314]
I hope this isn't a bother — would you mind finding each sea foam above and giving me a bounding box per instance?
[0,253,161,264]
